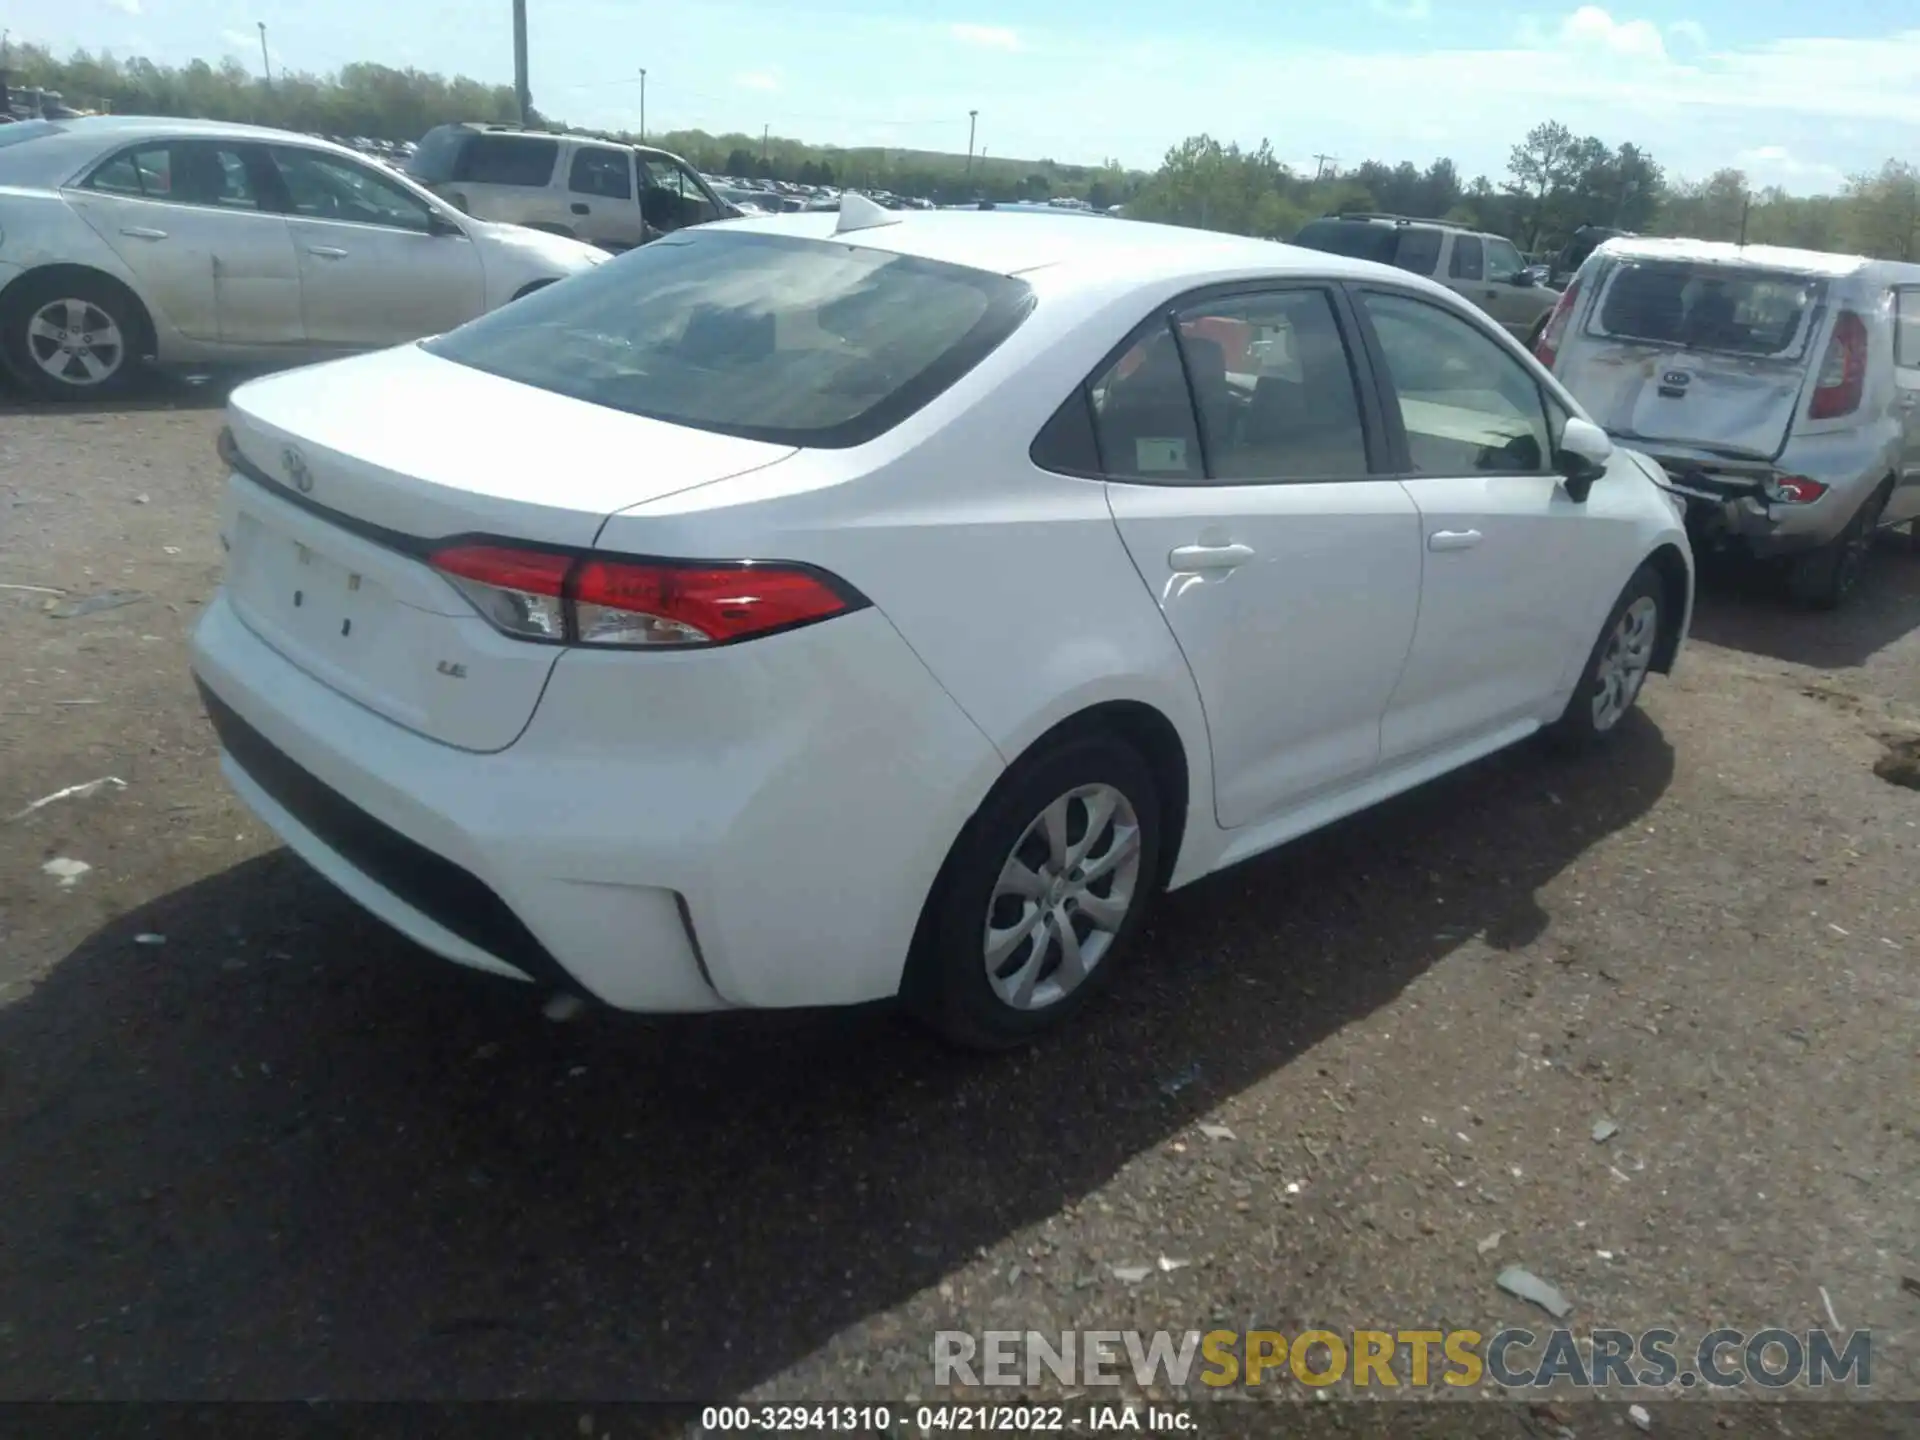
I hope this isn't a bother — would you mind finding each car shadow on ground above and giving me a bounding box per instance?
[0,719,1673,1399]
[1685,536,1920,673]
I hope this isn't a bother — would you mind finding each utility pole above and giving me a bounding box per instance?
[512,0,531,125]
[257,22,272,87]
[1312,153,1336,183]
[761,123,769,172]
[966,109,978,175]
[638,68,646,141]
[1737,192,1751,247]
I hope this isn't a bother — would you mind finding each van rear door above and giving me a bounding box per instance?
[1565,258,1826,460]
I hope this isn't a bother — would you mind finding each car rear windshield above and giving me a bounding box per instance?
[0,120,64,149]
[1596,261,1820,358]
[423,229,1035,447]
[404,124,466,185]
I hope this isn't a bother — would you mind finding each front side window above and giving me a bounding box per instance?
[1449,234,1484,281]
[639,156,720,230]
[569,145,632,200]
[1484,238,1525,284]
[1173,290,1370,480]
[425,230,1033,448]
[1360,290,1552,475]
[1089,321,1205,482]
[270,148,435,232]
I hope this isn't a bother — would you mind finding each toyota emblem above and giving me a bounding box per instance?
[283,446,313,494]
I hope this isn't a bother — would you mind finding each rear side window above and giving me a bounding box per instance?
[1597,262,1819,358]
[1391,228,1442,276]
[1291,219,1397,264]
[424,230,1034,448]
[455,134,558,187]
[569,145,632,200]
[1449,234,1484,281]
[1089,322,1205,482]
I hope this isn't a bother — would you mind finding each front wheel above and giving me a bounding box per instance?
[905,734,1161,1049]
[2,275,144,400]
[1547,564,1665,752]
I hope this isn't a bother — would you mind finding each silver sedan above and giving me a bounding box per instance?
[0,116,609,399]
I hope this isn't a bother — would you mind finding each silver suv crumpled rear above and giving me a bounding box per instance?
[1537,237,1920,607]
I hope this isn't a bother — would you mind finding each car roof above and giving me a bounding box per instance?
[1594,235,1883,279]
[719,209,1424,293]
[0,114,377,187]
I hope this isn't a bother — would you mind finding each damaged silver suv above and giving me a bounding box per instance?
[1538,236,1920,607]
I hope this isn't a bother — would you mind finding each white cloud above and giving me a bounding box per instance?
[1554,5,1668,61]
[1736,144,1845,190]
[1667,19,1708,50]
[102,0,141,13]
[1370,0,1431,18]
[949,23,1021,51]
[734,71,780,92]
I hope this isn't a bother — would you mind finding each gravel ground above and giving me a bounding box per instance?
[1,378,1917,1417]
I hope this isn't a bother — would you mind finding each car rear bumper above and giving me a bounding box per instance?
[1654,461,1849,557]
[189,589,1003,1011]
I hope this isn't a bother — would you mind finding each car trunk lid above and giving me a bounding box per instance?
[1565,258,1828,461]
[221,344,796,751]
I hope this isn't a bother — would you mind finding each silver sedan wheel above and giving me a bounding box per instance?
[1591,594,1659,732]
[25,298,126,389]
[983,783,1142,1012]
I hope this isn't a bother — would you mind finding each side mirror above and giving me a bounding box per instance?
[1557,415,1613,503]
[426,209,464,237]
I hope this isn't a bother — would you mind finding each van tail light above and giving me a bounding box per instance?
[1534,276,1583,369]
[428,543,866,648]
[1809,310,1867,420]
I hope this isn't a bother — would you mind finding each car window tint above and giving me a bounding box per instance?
[1361,291,1552,475]
[457,134,558,187]
[1897,290,1920,368]
[270,149,434,232]
[1291,219,1397,264]
[1449,234,1484,281]
[1392,228,1442,276]
[639,157,719,229]
[424,230,1033,448]
[569,145,632,200]
[85,148,151,196]
[1089,321,1204,482]
[1484,237,1524,284]
[1173,291,1369,480]
[1030,388,1102,474]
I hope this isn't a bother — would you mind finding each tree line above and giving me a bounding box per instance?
[9,42,1920,259]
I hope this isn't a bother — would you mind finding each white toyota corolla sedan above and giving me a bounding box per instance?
[189,197,1693,1047]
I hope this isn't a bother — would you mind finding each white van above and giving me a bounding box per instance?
[1538,237,1920,607]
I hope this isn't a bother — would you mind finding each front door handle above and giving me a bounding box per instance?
[1428,529,1484,552]
[119,226,169,240]
[571,201,590,215]
[306,245,349,259]
[1169,542,1257,571]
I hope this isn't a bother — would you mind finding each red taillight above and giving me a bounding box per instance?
[427,543,863,648]
[1765,474,1829,505]
[1810,310,1867,420]
[1534,276,1582,370]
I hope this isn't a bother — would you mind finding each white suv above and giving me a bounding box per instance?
[405,123,735,252]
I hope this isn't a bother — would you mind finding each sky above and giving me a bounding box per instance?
[9,0,1920,193]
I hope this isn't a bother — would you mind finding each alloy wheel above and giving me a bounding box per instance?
[25,298,126,389]
[1591,594,1659,732]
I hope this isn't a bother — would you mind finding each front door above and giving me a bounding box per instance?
[565,143,644,250]
[1353,287,1621,760]
[62,138,302,346]
[265,146,484,348]
[1481,235,1552,340]
[1097,287,1424,829]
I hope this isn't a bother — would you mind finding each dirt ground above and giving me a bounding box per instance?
[1,376,1917,1420]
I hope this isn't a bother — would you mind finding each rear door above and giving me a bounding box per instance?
[565,143,643,249]
[266,145,484,347]
[1096,285,1424,829]
[62,138,303,345]
[1570,259,1824,458]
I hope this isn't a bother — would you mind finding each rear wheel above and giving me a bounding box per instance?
[1,273,144,400]
[1547,563,1664,753]
[905,734,1161,1049]
[1788,481,1892,609]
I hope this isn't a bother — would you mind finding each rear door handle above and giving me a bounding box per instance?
[1169,542,1257,571]
[571,202,590,215]
[119,226,168,240]
[1428,529,1484,552]
[306,245,349,259]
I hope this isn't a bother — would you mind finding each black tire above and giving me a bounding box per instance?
[1547,562,1665,753]
[904,733,1162,1049]
[1788,481,1892,610]
[510,279,557,303]
[1,271,145,401]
